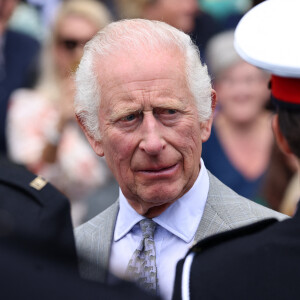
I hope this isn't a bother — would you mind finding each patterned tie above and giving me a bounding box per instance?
[126,219,158,293]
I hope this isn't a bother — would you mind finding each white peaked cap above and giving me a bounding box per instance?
[234,0,300,78]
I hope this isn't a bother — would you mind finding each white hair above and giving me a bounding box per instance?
[75,19,212,140]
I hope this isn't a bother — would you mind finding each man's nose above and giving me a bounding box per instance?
[139,113,166,155]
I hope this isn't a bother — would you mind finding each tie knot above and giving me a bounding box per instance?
[140,219,156,239]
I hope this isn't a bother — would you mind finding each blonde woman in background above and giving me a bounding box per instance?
[202,30,273,205]
[6,0,112,226]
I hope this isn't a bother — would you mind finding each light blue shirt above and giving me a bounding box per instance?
[109,159,209,300]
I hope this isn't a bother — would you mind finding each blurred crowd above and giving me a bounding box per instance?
[1,0,298,227]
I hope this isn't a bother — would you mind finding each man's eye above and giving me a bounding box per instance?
[167,109,177,114]
[155,108,177,115]
[125,114,135,121]
[121,113,138,122]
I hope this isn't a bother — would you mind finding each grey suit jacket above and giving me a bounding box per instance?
[75,172,286,282]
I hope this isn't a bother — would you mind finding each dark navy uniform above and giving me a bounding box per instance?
[173,213,300,300]
[0,157,76,258]
[0,158,159,300]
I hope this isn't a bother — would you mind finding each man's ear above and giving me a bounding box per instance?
[272,114,292,155]
[76,115,104,157]
[200,89,217,143]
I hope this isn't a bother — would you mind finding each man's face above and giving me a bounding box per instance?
[89,48,212,217]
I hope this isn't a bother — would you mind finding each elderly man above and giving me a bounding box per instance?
[74,19,285,300]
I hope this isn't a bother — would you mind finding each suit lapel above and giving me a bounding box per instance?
[95,201,119,281]
[75,200,119,282]
[194,172,234,243]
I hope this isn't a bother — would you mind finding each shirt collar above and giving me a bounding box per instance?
[114,190,144,241]
[114,159,209,243]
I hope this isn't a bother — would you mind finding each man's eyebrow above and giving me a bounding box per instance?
[108,99,186,121]
[109,106,141,122]
[153,101,186,110]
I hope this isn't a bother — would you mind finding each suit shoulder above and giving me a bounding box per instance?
[207,171,287,222]
[191,217,278,255]
[243,196,287,221]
